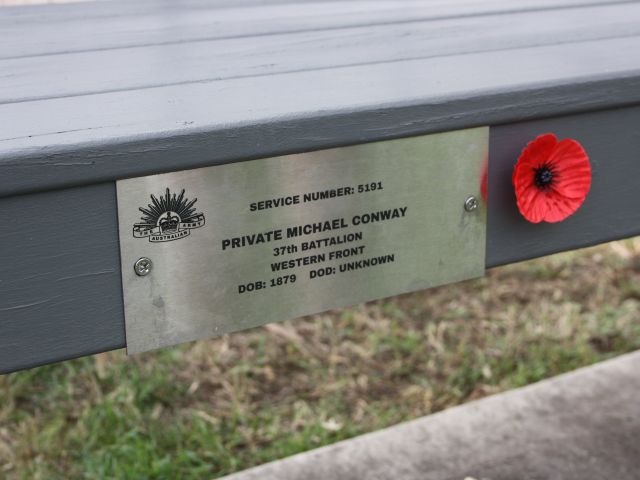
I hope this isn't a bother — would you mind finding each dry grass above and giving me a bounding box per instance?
[2,239,640,479]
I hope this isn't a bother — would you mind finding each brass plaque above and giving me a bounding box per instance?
[117,127,488,353]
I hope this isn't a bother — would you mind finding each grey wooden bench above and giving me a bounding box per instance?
[2,0,640,373]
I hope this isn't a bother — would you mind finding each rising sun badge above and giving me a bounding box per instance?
[133,188,205,242]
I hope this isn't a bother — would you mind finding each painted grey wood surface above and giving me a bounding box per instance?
[2,1,640,197]
[0,183,125,374]
[3,106,640,374]
[6,2,640,105]
[1,0,631,58]
[487,106,640,267]
[2,39,640,198]
[2,0,640,372]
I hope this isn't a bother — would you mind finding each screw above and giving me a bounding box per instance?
[134,257,153,276]
[464,196,479,212]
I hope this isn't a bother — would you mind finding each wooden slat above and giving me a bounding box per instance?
[0,182,125,374]
[1,0,629,25]
[2,35,640,198]
[0,0,321,25]
[1,0,636,58]
[3,3,640,104]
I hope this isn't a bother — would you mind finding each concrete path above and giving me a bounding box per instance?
[222,351,640,480]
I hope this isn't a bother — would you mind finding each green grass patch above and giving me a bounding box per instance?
[2,239,640,478]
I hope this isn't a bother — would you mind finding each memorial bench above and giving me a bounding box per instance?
[2,0,640,373]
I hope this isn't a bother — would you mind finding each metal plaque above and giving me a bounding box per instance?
[117,127,488,353]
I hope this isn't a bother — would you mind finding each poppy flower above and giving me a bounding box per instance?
[512,133,591,223]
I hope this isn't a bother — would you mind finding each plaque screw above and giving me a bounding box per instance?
[134,257,153,276]
[464,196,479,212]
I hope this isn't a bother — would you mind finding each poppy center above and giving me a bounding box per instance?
[534,165,556,189]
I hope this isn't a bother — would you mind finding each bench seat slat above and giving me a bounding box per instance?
[1,0,631,58]
[3,2,640,104]
[2,35,640,198]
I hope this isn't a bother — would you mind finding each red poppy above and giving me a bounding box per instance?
[512,133,591,223]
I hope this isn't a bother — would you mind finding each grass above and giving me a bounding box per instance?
[2,238,640,479]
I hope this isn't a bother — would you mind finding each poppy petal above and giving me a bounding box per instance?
[548,139,591,199]
[542,189,584,223]
[512,134,558,200]
[516,185,548,223]
[512,133,557,179]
